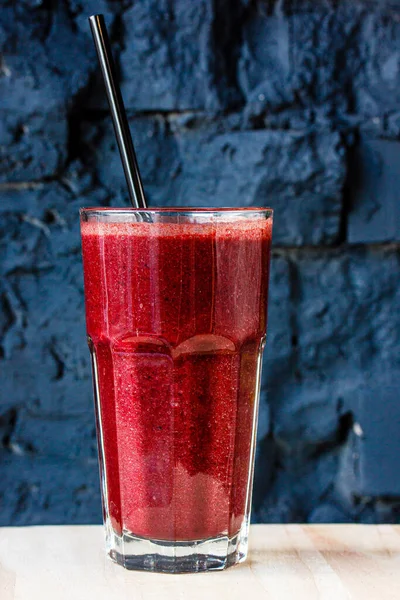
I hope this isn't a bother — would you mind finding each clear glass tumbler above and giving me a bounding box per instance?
[80,207,273,573]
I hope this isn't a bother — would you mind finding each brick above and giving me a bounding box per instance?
[84,116,346,246]
[0,455,101,526]
[81,116,179,206]
[0,110,67,182]
[256,451,339,523]
[357,375,400,496]
[0,182,105,421]
[238,1,293,111]
[240,2,400,122]
[354,11,400,117]
[348,138,400,243]
[119,0,241,110]
[0,178,108,275]
[258,247,400,519]
[0,4,95,116]
[294,249,400,381]
[238,2,363,119]
[10,412,97,459]
[1,260,92,417]
[336,373,400,498]
[171,127,345,246]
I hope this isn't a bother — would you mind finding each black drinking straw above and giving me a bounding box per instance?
[89,14,147,209]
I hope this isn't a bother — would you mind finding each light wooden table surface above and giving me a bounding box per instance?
[1,524,400,599]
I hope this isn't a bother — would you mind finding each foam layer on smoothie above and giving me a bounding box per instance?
[81,217,272,240]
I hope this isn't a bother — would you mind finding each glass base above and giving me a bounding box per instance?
[106,522,249,573]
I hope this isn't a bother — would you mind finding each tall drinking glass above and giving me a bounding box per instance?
[80,207,273,573]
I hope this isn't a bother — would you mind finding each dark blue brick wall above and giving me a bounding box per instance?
[1,0,400,526]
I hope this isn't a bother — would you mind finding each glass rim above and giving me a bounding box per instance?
[80,206,273,217]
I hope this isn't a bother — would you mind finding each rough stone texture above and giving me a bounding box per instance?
[352,375,400,497]
[348,137,400,243]
[120,0,242,111]
[83,116,346,245]
[255,247,400,522]
[0,110,67,183]
[1,457,101,525]
[238,1,362,118]
[354,9,400,117]
[240,1,400,120]
[0,3,95,115]
[1,0,400,526]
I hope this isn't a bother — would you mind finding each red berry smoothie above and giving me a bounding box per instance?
[81,212,272,542]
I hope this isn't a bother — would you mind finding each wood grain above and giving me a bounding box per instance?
[1,524,400,599]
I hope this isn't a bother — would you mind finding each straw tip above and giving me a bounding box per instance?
[88,14,103,24]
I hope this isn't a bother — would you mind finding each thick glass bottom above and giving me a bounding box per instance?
[105,520,249,573]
